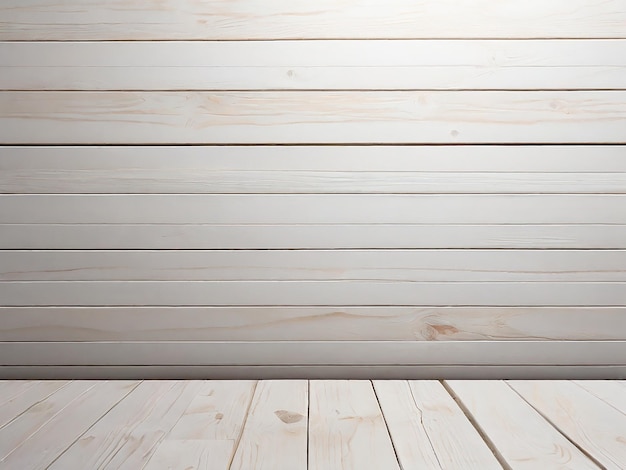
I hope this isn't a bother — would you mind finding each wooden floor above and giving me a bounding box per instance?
[0,380,624,469]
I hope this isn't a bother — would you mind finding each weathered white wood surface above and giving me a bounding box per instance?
[0,380,624,469]
[230,380,307,470]
[447,380,600,469]
[2,91,625,144]
[47,380,177,469]
[0,380,67,427]
[144,440,234,470]
[374,380,501,469]
[3,167,626,194]
[49,381,203,470]
[573,380,626,413]
[2,250,624,282]
[166,381,255,441]
[509,380,626,468]
[3,195,625,224]
[2,281,625,306]
[0,381,96,461]
[4,145,625,172]
[0,381,139,469]
[5,170,626,194]
[1,0,625,40]
[2,145,626,194]
[372,381,442,469]
[2,307,625,341]
[0,342,623,366]
[2,40,624,90]
[1,1,625,376]
[309,380,400,470]
[3,224,626,250]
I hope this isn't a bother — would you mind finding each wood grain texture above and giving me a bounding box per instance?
[509,380,626,468]
[2,307,624,342]
[0,341,623,367]
[309,380,399,470]
[49,380,203,470]
[4,145,625,172]
[0,381,139,468]
[3,224,626,250]
[230,380,307,470]
[446,380,600,469]
[0,380,67,427]
[1,0,625,40]
[0,381,96,461]
[2,0,625,375]
[2,145,626,194]
[2,40,625,91]
[374,380,500,469]
[3,165,626,194]
[4,170,626,194]
[4,306,625,343]
[46,380,177,469]
[573,380,626,413]
[144,440,235,470]
[3,195,626,224]
[0,145,626,194]
[2,250,625,282]
[166,381,255,441]
[2,280,626,306]
[2,91,626,144]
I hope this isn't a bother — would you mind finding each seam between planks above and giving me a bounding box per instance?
[504,382,608,469]
[439,380,513,470]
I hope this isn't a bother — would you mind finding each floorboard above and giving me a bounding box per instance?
[0,380,623,469]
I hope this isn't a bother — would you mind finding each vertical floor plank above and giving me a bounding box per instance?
[509,380,626,469]
[446,380,599,469]
[379,380,501,469]
[573,380,626,414]
[0,380,67,427]
[143,440,234,470]
[166,380,256,440]
[47,380,185,469]
[0,381,37,404]
[0,381,96,460]
[309,380,400,470]
[373,380,445,469]
[143,380,256,470]
[230,380,307,470]
[0,381,139,469]
[94,380,204,470]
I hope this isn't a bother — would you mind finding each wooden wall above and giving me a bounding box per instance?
[1,0,625,378]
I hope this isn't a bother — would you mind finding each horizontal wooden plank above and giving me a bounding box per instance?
[1,91,625,144]
[5,169,626,194]
[0,341,623,366]
[2,40,625,90]
[1,307,624,341]
[3,365,625,380]
[1,250,624,281]
[3,145,626,194]
[4,146,626,172]
[1,1,625,40]
[2,195,625,224]
[0,281,624,306]
[2,224,625,249]
[3,149,626,193]
[7,170,626,195]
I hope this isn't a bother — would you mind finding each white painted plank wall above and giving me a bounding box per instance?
[1,0,625,39]
[0,1,625,377]
[1,41,625,90]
